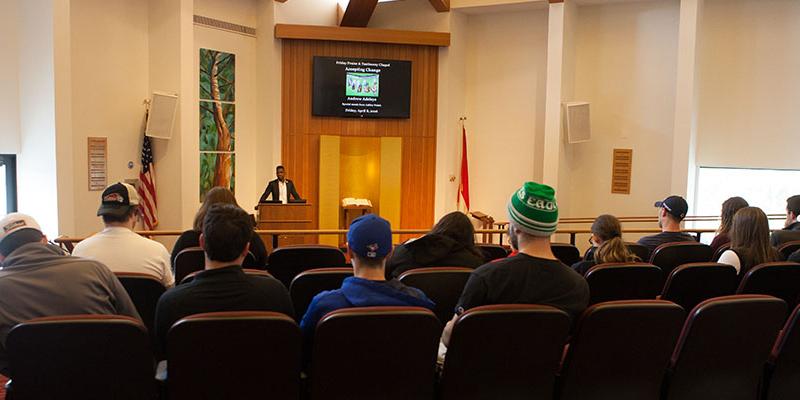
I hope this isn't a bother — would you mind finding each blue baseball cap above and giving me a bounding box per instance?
[347,214,392,260]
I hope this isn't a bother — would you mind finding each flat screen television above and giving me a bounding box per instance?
[312,56,412,119]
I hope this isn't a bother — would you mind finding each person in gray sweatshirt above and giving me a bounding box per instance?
[0,213,140,376]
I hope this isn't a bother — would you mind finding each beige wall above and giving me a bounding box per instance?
[564,0,680,220]
[696,0,800,170]
[69,0,150,236]
[463,8,549,223]
[0,0,20,155]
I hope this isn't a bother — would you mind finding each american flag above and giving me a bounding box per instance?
[138,135,158,230]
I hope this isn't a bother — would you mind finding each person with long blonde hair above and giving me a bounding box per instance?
[171,187,268,270]
[718,207,779,275]
[572,214,639,275]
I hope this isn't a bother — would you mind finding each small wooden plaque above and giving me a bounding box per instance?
[88,137,108,191]
[611,148,632,194]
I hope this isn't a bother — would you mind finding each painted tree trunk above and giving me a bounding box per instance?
[209,51,232,188]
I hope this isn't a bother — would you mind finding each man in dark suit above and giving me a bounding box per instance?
[771,195,800,247]
[258,165,302,204]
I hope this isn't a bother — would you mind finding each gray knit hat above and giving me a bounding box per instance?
[507,182,559,237]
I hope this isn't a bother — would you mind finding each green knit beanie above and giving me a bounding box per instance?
[507,182,559,237]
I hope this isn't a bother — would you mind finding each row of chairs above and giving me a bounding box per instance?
[5,295,798,400]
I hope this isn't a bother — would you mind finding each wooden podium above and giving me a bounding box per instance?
[256,203,314,251]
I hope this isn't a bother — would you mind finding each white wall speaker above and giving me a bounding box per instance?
[145,92,179,139]
[563,102,591,144]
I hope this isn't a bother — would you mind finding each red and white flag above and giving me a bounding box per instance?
[457,125,471,211]
[138,135,158,230]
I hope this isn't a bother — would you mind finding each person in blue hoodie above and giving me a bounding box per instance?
[300,214,436,349]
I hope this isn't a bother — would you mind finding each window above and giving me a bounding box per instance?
[693,167,800,235]
[0,155,17,215]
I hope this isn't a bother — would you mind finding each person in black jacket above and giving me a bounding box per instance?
[172,187,268,270]
[385,211,485,279]
[258,165,302,204]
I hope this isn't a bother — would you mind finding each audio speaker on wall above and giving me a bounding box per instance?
[145,92,178,139]
[563,102,591,144]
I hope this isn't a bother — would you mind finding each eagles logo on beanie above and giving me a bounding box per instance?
[507,182,559,237]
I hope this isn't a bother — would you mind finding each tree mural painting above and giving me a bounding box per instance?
[199,48,235,199]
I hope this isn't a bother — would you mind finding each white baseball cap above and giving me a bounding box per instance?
[0,213,43,246]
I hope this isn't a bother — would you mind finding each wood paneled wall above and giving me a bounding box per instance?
[281,39,439,231]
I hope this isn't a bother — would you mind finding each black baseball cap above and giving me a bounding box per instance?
[655,195,688,221]
[97,182,140,217]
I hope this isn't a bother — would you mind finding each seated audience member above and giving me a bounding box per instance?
[442,182,589,347]
[155,204,293,354]
[0,213,140,375]
[572,214,638,276]
[710,197,749,254]
[636,195,695,252]
[770,195,800,247]
[72,182,174,286]
[300,215,435,344]
[788,248,800,264]
[171,187,268,269]
[385,211,485,279]
[718,207,780,275]
[491,225,519,263]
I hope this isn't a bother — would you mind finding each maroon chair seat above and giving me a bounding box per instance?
[399,267,473,323]
[310,307,440,400]
[737,262,800,310]
[440,304,570,400]
[764,304,800,400]
[663,295,787,400]
[551,243,581,266]
[289,267,353,319]
[585,263,664,305]
[660,263,738,312]
[268,245,347,288]
[777,241,800,261]
[6,315,156,400]
[650,242,713,277]
[477,244,508,261]
[166,311,300,400]
[557,300,685,400]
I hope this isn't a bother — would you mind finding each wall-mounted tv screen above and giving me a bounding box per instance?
[312,56,412,119]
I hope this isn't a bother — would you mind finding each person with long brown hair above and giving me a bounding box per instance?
[572,214,639,275]
[710,196,748,254]
[718,207,780,275]
[385,211,485,279]
[171,187,268,270]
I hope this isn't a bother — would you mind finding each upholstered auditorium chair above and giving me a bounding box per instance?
[439,304,570,400]
[649,242,713,277]
[625,242,651,262]
[173,247,205,284]
[268,244,347,287]
[289,267,353,319]
[6,315,156,399]
[114,272,166,340]
[584,263,663,305]
[477,243,508,261]
[662,295,786,400]
[737,262,800,310]
[660,263,738,311]
[557,300,685,400]
[763,304,800,400]
[179,268,272,285]
[778,241,800,261]
[712,242,731,262]
[310,307,440,400]
[551,243,581,266]
[165,311,300,400]
[398,267,473,322]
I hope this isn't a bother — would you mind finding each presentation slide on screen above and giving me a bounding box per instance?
[313,57,411,119]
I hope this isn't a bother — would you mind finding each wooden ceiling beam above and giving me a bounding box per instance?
[275,24,451,47]
[340,0,379,27]
[428,0,450,12]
